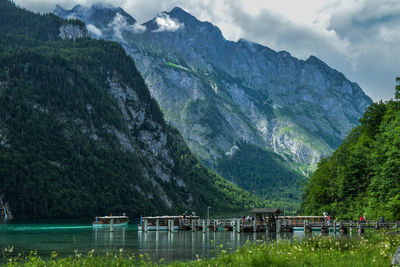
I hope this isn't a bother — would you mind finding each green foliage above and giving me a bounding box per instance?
[303,84,400,220]
[216,142,304,210]
[165,62,190,72]
[0,0,265,220]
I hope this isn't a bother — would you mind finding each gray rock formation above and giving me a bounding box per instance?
[59,24,89,40]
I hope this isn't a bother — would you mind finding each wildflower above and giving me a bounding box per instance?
[119,248,123,253]
[51,251,58,259]
[88,249,95,257]
[4,246,14,253]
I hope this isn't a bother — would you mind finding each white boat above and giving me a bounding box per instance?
[92,215,129,227]
[138,215,199,231]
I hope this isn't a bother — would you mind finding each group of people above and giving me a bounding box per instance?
[360,215,384,223]
[241,215,256,221]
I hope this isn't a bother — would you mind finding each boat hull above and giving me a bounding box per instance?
[92,222,128,228]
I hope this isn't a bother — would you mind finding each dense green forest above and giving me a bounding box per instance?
[0,0,265,219]
[216,142,304,210]
[302,79,400,220]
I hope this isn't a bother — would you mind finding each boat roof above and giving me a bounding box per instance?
[251,208,281,214]
[95,216,129,219]
[142,215,200,219]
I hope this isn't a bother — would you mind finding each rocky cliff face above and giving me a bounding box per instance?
[58,23,89,40]
[54,6,372,175]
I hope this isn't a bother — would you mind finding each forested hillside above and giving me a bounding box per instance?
[303,80,400,220]
[0,0,264,219]
[216,142,304,209]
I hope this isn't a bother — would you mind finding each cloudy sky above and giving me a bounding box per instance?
[15,0,400,101]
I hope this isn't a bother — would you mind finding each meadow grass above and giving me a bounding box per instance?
[3,231,400,266]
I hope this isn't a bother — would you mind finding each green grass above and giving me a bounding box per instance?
[165,62,191,72]
[3,232,400,266]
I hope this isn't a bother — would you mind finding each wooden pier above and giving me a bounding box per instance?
[139,209,399,234]
[140,218,399,234]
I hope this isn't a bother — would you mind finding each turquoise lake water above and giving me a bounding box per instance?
[0,223,311,262]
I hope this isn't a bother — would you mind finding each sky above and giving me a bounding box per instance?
[14,0,400,101]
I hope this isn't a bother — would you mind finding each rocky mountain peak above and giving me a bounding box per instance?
[53,4,137,27]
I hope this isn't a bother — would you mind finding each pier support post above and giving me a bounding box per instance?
[144,219,148,232]
[236,220,241,233]
[110,218,114,232]
[168,219,173,232]
[357,222,364,235]
[202,220,206,233]
[214,220,218,232]
[156,219,159,231]
[253,220,257,232]
[276,219,281,233]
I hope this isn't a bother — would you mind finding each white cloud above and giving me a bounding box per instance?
[132,23,146,33]
[108,12,146,39]
[86,24,102,37]
[153,13,184,32]
[108,13,127,39]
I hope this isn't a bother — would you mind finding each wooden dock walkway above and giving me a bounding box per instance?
[140,218,399,234]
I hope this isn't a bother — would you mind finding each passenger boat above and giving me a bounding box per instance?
[138,215,200,231]
[92,215,129,227]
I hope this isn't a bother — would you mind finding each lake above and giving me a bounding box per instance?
[0,222,321,262]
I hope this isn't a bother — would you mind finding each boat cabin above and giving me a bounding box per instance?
[93,216,129,225]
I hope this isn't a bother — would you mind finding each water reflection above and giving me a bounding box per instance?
[0,224,341,262]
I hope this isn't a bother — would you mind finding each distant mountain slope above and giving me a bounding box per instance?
[0,0,264,219]
[216,142,304,208]
[54,4,372,204]
[302,90,400,220]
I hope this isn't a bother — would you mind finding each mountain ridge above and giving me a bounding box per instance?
[54,4,372,204]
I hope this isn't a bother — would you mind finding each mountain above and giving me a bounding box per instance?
[0,0,264,220]
[302,89,400,220]
[54,5,372,205]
